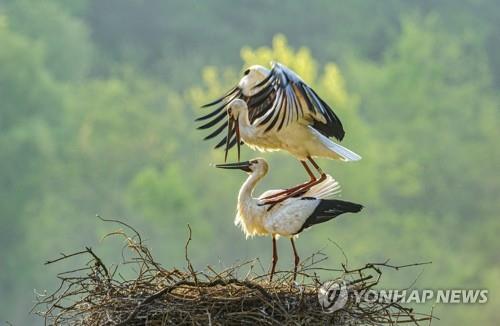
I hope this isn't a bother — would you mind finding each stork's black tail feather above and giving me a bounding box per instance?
[297,199,363,234]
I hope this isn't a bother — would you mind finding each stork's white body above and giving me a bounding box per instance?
[236,111,360,161]
[234,164,340,238]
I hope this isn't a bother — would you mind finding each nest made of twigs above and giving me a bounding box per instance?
[33,218,434,325]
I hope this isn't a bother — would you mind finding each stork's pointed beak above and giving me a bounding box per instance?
[235,120,241,162]
[224,117,234,162]
[215,161,252,173]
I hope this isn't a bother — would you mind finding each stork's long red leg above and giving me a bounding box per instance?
[270,236,278,282]
[279,156,327,198]
[261,160,317,200]
[308,156,325,176]
[301,160,316,181]
[262,173,327,208]
[261,157,327,206]
[291,238,300,281]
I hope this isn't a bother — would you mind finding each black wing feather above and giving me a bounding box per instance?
[203,121,228,140]
[201,87,239,108]
[195,105,225,121]
[295,199,363,234]
[306,88,344,140]
[197,110,227,130]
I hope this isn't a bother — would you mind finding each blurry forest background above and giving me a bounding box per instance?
[1,0,499,324]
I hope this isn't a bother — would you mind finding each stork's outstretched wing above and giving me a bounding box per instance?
[196,61,345,151]
[196,86,243,151]
[248,62,345,140]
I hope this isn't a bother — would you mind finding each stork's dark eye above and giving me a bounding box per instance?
[244,69,250,75]
[250,160,258,164]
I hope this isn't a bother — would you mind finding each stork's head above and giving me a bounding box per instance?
[223,99,248,163]
[216,158,268,176]
[238,65,270,97]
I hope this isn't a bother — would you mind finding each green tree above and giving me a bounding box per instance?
[4,0,92,81]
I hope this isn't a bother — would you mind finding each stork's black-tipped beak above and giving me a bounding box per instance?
[215,161,252,173]
[224,117,234,162]
[235,119,241,162]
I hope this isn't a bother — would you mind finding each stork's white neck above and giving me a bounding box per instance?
[237,109,251,129]
[236,108,257,145]
[235,168,268,238]
[238,169,265,204]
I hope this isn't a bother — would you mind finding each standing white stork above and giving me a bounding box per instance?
[215,158,363,281]
[198,62,361,204]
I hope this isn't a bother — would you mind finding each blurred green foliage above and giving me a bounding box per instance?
[0,1,499,324]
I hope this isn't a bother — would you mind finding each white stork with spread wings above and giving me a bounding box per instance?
[198,62,361,204]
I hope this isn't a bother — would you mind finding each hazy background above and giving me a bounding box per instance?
[1,0,499,324]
